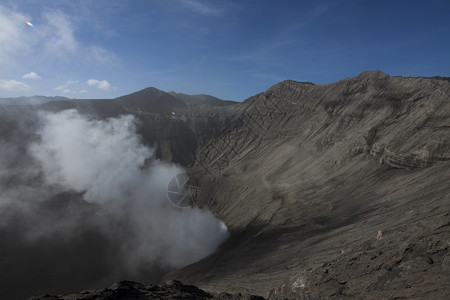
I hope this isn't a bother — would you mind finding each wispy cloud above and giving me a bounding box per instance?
[86,46,118,65]
[41,10,78,59]
[0,5,33,69]
[22,72,42,80]
[0,79,30,91]
[0,4,119,72]
[55,80,80,94]
[54,79,113,94]
[87,79,112,91]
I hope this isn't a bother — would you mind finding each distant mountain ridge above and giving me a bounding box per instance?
[169,92,237,106]
[0,89,235,108]
[0,95,70,105]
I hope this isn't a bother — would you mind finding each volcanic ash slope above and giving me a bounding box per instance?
[167,71,450,299]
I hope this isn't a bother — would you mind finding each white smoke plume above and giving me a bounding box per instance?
[0,108,228,298]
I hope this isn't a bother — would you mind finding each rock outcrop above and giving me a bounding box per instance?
[28,280,264,300]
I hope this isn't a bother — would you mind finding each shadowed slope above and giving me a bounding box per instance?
[169,92,238,106]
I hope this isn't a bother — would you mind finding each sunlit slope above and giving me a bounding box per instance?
[167,71,450,299]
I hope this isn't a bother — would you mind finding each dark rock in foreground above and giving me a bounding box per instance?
[28,280,265,300]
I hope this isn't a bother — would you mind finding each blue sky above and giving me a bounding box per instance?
[0,0,449,101]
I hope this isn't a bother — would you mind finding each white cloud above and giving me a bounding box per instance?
[0,79,30,91]
[0,4,119,72]
[55,80,79,94]
[87,79,111,91]
[22,72,42,80]
[55,79,111,94]
[55,81,75,90]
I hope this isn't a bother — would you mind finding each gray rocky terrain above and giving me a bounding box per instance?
[28,280,264,300]
[165,71,450,299]
[1,71,449,299]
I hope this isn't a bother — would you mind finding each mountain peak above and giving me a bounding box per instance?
[356,70,390,80]
[265,79,315,95]
[114,86,186,114]
[280,79,315,85]
[116,87,168,99]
